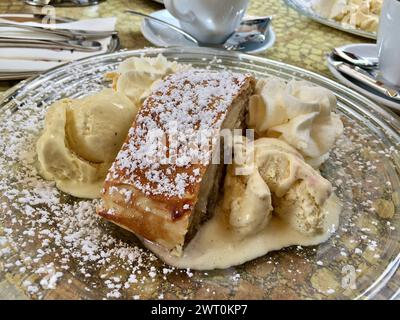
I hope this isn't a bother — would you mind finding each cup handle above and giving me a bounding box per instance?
[164,0,196,23]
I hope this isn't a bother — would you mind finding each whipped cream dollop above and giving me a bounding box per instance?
[106,54,191,106]
[311,0,382,32]
[247,78,343,168]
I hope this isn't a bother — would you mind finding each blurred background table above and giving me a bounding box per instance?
[0,0,372,97]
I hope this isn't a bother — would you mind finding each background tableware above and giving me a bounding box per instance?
[0,47,399,300]
[332,47,378,69]
[327,43,400,110]
[130,9,272,51]
[164,0,249,44]
[223,16,272,51]
[284,0,376,39]
[377,0,400,86]
[0,21,118,40]
[126,10,199,44]
[0,17,119,80]
[25,0,101,6]
[139,10,275,53]
[330,60,400,100]
[0,13,75,24]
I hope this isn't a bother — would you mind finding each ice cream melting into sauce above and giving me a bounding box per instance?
[145,196,340,270]
[145,138,341,270]
[36,54,342,270]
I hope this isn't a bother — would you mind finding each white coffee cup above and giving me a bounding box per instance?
[164,0,250,44]
[377,0,400,86]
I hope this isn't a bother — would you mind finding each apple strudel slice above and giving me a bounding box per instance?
[97,69,255,255]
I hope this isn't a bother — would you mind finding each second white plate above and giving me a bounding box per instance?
[327,43,400,111]
[284,0,376,39]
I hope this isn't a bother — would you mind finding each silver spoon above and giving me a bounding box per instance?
[0,22,117,40]
[125,10,199,45]
[25,0,100,6]
[332,47,378,69]
[0,37,102,52]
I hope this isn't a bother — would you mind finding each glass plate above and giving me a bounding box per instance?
[284,0,376,40]
[0,47,399,300]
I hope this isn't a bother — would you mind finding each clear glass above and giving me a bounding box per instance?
[0,47,399,300]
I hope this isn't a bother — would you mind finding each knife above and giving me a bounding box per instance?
[0,22,117,40]
[0,37,102,52]
[330,60,400,101]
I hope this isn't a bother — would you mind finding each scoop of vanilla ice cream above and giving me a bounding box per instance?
[247,78,343,168]
[223,137,333,236]
[36,89,137,199]
[66,89,136,163]
[109,54,191,106]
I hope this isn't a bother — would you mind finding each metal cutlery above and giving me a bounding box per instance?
[0,72,40,80]
[332,47,378,69]
[25,0,100,6]
[0,37,102,52]
[238,16,272,42]
[223,16,272,51]
[0,22,117,40]
[223,30,262,50]
[330,60,400,100]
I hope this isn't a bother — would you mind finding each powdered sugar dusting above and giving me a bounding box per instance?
[0,60,190,300]
[107,69,250,199]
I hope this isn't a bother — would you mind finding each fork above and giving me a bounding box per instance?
[0,22,117,40]
[0,37,102,52]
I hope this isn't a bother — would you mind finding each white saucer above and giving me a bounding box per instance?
[140,9,276,54]
[327,43,400,111]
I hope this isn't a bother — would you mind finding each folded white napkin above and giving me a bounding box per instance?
[0,17,116,73]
